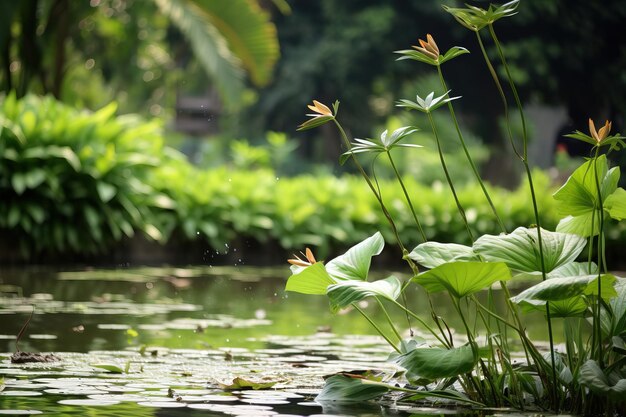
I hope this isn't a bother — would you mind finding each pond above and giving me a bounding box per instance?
[0,266,558,416]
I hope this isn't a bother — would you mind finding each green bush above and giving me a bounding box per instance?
[0,94,170,257]
[1,95,623,262]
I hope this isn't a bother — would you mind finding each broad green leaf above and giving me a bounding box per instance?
[315,375,389,402]
[24,169,46,189]
[550,261,597,278]
[97,182,117,203]
[413,261,510,298]
[327,276,401,312]
[473,227,587,274]
[394,343,477,381]
[409,242,478,269]
[285,262,334,295]
[326,232,384,281]
[511,274,617,305]
[154,0,243,106]
[219,377,277,390]
[554,155,620,237]
[611,277,626,335]
[579,360,626,400]
[555,213,598,237]
[605,188,626,221]
[11,173,26,195]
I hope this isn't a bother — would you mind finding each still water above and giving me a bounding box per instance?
[0,266,556,416]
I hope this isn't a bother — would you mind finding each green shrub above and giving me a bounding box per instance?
[1,95,623,262]
[0,94,170,257]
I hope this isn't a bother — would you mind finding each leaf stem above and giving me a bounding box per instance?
[426,112,474,242]
[485,24,558,407]
[436,65,506,233]
[386,151,427,242]
[353,303,401,353]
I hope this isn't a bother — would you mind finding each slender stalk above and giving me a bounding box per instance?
[485,25,559,406]
[386,151,427,242]
[390,299,449,347]
[474,30,522,159]
[333,119,420,276]
[592,150,605,366]
[426,112,474,242]
[376,298,403,343]
[436,65,506,233]
[353,303,401,353]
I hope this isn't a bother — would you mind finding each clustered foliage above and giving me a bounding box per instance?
[285,1,626,415]
[0,93,581,261]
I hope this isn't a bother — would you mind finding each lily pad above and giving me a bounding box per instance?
[219,377,278,390]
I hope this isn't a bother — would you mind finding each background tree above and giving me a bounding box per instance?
[0,0,280,110]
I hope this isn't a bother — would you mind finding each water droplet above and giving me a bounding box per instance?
[196,231,200,235]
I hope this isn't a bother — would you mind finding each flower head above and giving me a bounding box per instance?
[397,91,461,114]
[307,100,332,117]
[288,248,317,267]
[412,34,439,60]
[396,34,468,67]
[298,100,338,131]
[589,118,611,144]
[564,117,624,152]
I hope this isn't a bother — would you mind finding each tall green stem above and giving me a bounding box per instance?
[592,149,605,365]
[474,30,521,159]
[485,24,558,406]
[386,152,428,242]
[333,119,419,276]
[353,303,401,354]
[436,65,506,233]
[426,112,474,242]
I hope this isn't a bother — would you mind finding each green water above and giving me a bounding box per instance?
[0,266,559,416]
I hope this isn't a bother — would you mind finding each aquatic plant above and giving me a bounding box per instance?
[286,1,626,414]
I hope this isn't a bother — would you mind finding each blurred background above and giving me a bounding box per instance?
[1,0,625,266]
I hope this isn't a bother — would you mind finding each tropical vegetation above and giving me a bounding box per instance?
[285,1,626,415]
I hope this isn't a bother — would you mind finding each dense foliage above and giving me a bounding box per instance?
[5,95,617,262]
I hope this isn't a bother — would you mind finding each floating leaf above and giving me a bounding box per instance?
[473,227,587,274]
[409,242,478,269]
[579,360,626,400]
[326,232,384,282]
[285,262,334,295]
[219,377,277,390]
[413,261,510,298]
[315,375,389,402]
[394,343,477,381]
[90,363,126,373]
[327,276,401,312]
